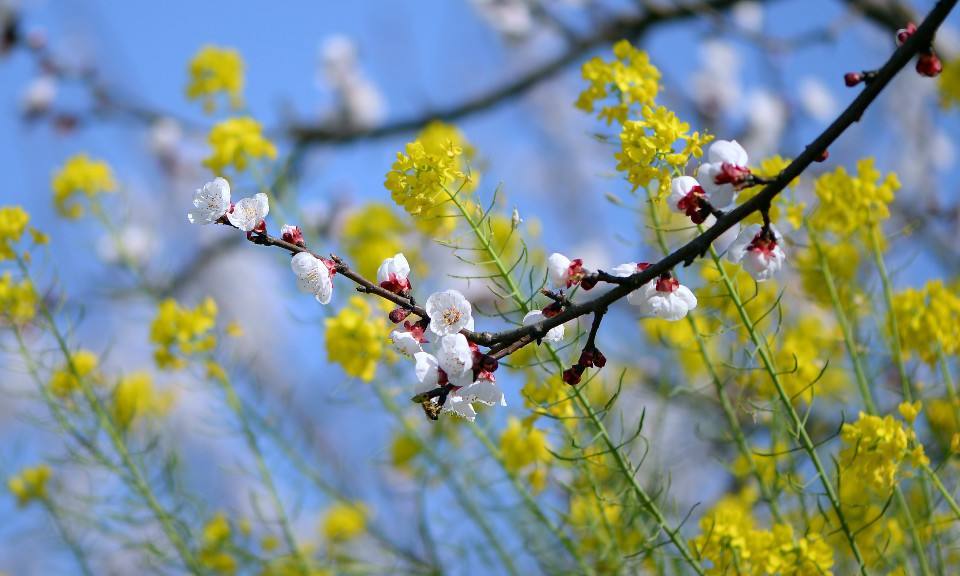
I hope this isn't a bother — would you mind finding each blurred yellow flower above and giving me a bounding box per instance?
[49,349,100,397]
[321,502,367,542]
[340,202,409,279]
[202,117,277,174]
[324,296,388,381]
[0,272,37,324]
[7,464,52,507]
[840,411,928,494]
[51,154,117,219]
[186,45,244,113]
[0,206,30,261]
[150,298,218,370]
[111,371,175,430]
[891,280,960,364]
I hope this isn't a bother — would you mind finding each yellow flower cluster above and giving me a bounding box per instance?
[575,40,660,125]
[51,154,117,219]
[521,371,575,422]
[939,57,960,108]
[321,502,367,542]
[49,349,100,397]
[0,205,30,261]
[389,428,422,470]
[499,417,552,492]
[926,395,959,445]
[340,202,409,279]
[890,280,960,364]
[810,158,899,237]
[384,122,474,237]
[111,371,175,431]
[202,117,277,175]
[615,105,710,197]
[198,512,237,574]
[324,296,388,382]
[186,45,244,113]
[839,410,928,494]
[690,490,834,575]
[149,298,218,370]
[7,464,52,507]
[0,272,37,324]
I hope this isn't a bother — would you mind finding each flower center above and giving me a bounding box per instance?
[655,274,679,293]
[442,307,462,327]
[713,163,752,188]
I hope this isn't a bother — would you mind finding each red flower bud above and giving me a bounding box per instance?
[896,22,917,46]
[816,149,829,163]
[844,72,863,87]
[281,224,305,247]
[562,364,586,386]
[916,53,943,77]
[389,307,411,324]
[580,276,598,291]
[543,301,563,318]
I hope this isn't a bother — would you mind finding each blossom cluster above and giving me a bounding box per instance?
[810,157,899,237]
[7,464,52,507]
[575,39,661,124]
[891,279,960,363]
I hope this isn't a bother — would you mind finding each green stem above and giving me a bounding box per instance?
[868,225,913,401]
[445,189,705,575]
[215,371,311,575]
[706,247,870,574]
[18,258,202,574]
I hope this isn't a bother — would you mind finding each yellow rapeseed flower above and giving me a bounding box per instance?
[0,206,30,260]
[615,105,707,197]
[7,464,52,507]
[891,280,960,364]
[49,349,100,397]
[0,272,37,324]
[499,417,552,492]
[111,371,175,430]
[51,154,117,219]
[202,117,277,175]
[576,39,660,125]
[186,45,244,113]
[198,512,237,575]
[321,502,367,542]
[810,158,899,237]
[324,296,387,381]
[149,298,218,370]
[340,202,409,279]
[840,411,928,494]
[384,121,476,238]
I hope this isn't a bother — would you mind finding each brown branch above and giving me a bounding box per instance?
[287,0,769,146]
[236,0,955,367]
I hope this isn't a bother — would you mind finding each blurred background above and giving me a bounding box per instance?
[1,0,959,574]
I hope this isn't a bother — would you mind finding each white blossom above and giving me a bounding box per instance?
[548,252,585,288]
[726,224,786,282]
[377,253,411,290]
[459,373,506,407]
[611,262,655,307]
[697,139,749,208]
[632,276,698,321]
[21,75,56,115]
[414,352,440,395]
[668,176,705,216]
[290,252,333,304]
[227,193,270,232]
[441,394,477,421]
[425,290,473,337]
[437,333,474,387]
[390,330,423,358]
[187,177,231,225]
[522,310,564,344]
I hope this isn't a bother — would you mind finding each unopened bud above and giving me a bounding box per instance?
[816,149,829,162]
[916,53,943,77]
[281,224,305,247]
[562,364,586,386]
[844,72,863,87]
[896,22,917,47]
[389,307,411,323]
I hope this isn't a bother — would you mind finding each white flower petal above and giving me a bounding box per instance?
[390,330,423,358]
[441,395,477,421]
[707,139,748,166]
[437,333,473,378]
[460,376,506,407]
[227,193,270,231]
[425,290,473,337]
[414,352,440,394]
[290,252,333,304]
[668,176,701,212]
[547,252,571,288]
[377,253,411,285]
[188,177,231,225]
